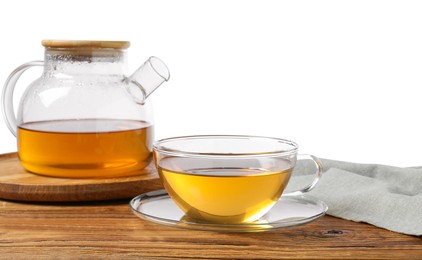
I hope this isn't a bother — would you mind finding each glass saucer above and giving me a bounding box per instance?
[130,189,328,232]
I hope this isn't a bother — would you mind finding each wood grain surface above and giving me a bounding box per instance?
[1,153,421,258]
[0,198,421,259]
[0,153,162,202]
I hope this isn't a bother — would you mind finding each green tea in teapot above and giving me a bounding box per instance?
[2,40,170,178]
[18,119,152,178]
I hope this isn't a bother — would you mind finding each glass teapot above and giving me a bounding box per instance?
[2,40,170,178]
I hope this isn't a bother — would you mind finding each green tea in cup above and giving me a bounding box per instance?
[153,135,322,224]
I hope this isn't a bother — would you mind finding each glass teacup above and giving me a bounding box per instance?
[153,135,322,224]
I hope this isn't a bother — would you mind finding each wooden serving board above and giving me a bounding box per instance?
[0,153,163,202]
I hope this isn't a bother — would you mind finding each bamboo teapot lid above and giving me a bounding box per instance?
[41,40,130,49]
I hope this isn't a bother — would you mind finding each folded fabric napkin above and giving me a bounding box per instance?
[287,159,422,236]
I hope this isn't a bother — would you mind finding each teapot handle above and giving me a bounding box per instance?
[1,61,44,136]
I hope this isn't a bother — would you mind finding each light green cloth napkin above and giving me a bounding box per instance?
[287,159,422,236]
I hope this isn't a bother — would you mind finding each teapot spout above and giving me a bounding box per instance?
[126,56,170,104]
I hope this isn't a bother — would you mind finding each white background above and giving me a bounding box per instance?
[1,0,422,166]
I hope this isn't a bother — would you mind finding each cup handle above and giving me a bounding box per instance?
[1,61,44,136]
[285,154,323,196]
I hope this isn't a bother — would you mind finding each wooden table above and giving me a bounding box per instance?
[1,198,421,259]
